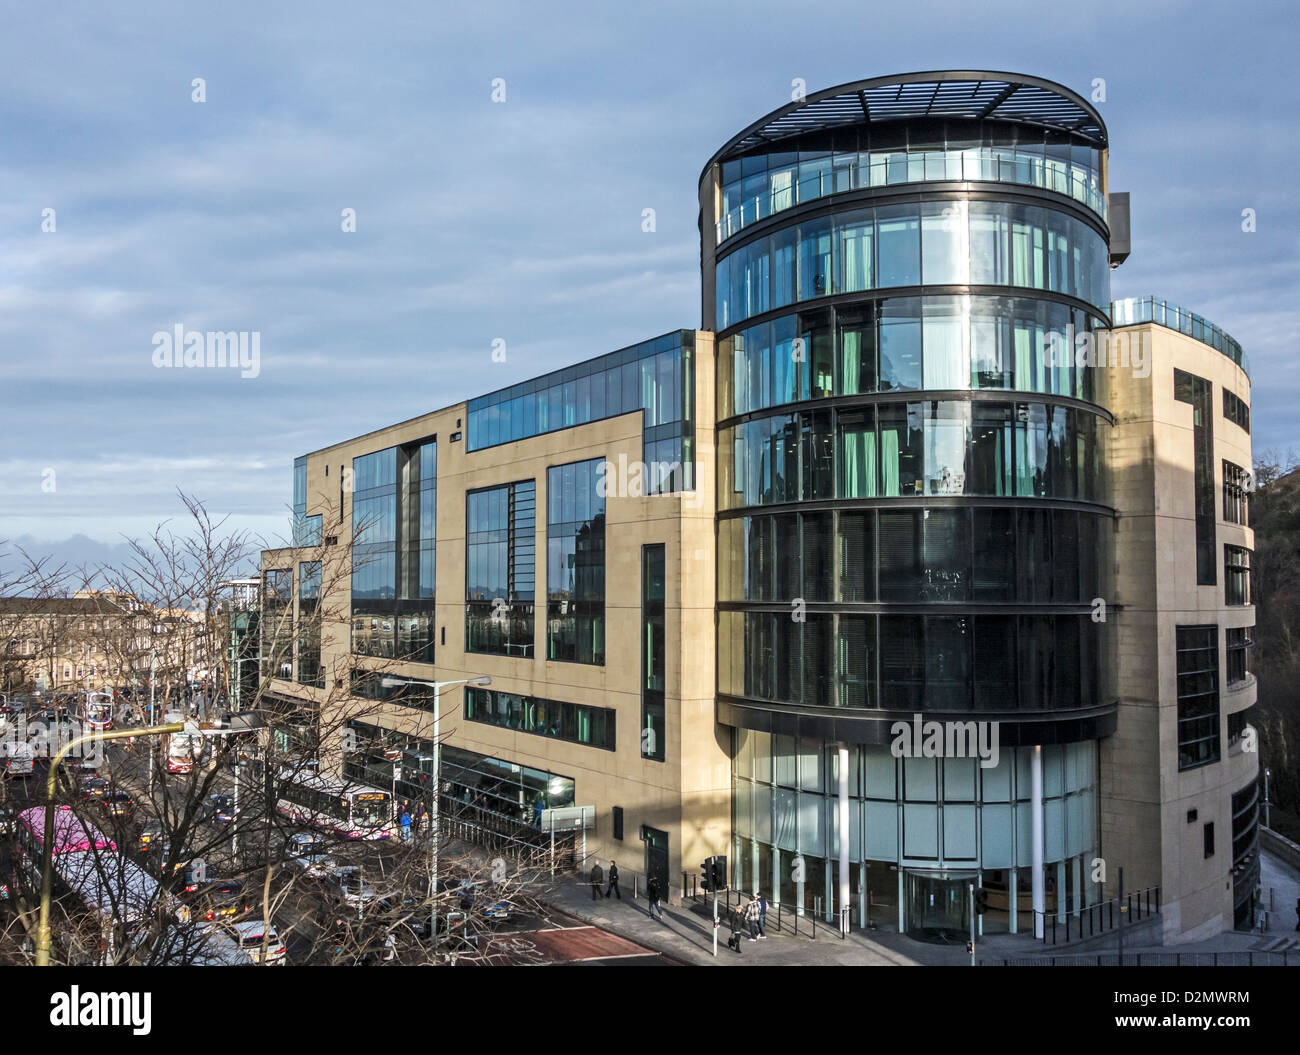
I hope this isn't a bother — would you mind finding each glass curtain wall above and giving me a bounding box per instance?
[547,458,606,664]
[466,481,536,657]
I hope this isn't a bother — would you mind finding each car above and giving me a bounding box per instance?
[98,790,135,820]
[78,776,110,801]
[0,741,35,778]
[284,833,334,877]
[225,920,287,966]
[325,865,379,910]
[205,794,236,823]
[378,895,432,939]
[186,879,251,922]
[134,817,165,854]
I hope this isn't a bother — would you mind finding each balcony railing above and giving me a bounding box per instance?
[1111,296,1249,376]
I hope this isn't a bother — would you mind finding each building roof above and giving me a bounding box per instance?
[0,596,135,617]
[702,71,1108,181]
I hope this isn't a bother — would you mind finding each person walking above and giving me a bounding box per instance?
[605,860,621,900]
[400,808,412,843]
[646,874,664,920]
[755,890,768,938]
[744,896,762,941]
[415,801,427,837]
[590,860,605,900]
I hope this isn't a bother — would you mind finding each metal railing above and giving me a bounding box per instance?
[684,876,847,940]
[1035,885,1160,946]
[1110,296,1248,375]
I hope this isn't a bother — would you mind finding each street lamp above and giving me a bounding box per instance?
[34,711,263,966]
[380,674,490,955]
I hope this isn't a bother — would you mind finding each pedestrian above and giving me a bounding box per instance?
[400,809,412,843]
[744,896,762,941]
[415,802,427,836]
[590,860,604,900]
[605,860,621,900]
[533,797,544,828]
[647,874,664,920]
[755,890,768,938]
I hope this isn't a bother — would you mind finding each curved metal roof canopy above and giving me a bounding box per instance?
[704,71,1107,177]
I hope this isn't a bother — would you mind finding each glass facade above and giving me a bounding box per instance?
[1223,461,1250,526]
[715,122,1106,244]
[719,297,1107,418]
[716,200,1110,329]
[467,331,695,495]
[642,545,666,762]
[466,480,536,657]
[291,457,322,546]
[1224,546,1252,606]
[465,686,616,752]
[732,732,1098,929]
[351,440,436,662]
[546,458,606,665]
[1223,389,1251,432]
[720,400,1104,508]
[1176,625,1220,771]
[1174,369,1216,586]
[296,560,323,688]
[261,568,294,682]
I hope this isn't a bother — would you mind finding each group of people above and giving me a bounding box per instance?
[397,799,429,842]
[588,859,622,900]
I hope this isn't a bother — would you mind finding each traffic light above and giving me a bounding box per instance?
[974,887,988,915]
[710,856,728,892]
[700,858,714,892]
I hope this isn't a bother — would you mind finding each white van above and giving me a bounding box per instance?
[1,741,35,777]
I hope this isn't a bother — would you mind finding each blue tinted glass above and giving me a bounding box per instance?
[877,206,921,286]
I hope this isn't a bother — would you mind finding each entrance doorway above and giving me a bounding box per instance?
[643,826,669,899]
[904,870,976,944]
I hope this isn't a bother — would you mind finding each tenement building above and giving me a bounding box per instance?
[261,71,1257,944]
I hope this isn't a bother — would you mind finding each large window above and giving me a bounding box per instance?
[642,545,666,762]
[296,561,323,688]
[722,399,1104,510]
[1174,370,1216,586]
[465,687,616,752]
[1223,461,1250,526]
[719,296,1105,419]
[262,568,294,681]
[466,480,536,657]
[547,458,606,665]
[1176,625,1220,771]
[1223,390,1250,433]
[1226,626,1254,687]
[715,200,1109,329]
[1224,546,1252,606]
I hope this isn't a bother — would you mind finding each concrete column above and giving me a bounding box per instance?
[1031,745,1045,939]
[1056,860,1067,923]
[838,741,850,935]
[1009,869,1018,934]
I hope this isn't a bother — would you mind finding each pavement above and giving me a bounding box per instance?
[543,851,1300,967]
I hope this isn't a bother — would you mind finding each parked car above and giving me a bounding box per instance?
[325,865,379,910]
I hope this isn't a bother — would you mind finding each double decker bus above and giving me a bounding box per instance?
[14,806,190,964]
[275,769,393,840]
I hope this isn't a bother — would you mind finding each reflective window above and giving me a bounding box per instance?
[1176,625,1220,770]
[466,480,536,657]
[465,687,615,752]
[547,458,606,665]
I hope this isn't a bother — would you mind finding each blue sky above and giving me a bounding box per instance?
[1,0,1296,565]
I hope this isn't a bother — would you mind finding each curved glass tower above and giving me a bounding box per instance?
[700,72,1115,939]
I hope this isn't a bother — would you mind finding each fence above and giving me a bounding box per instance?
[1035,886,1160,946]
[683,876,841,940]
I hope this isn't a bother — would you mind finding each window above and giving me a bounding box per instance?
[1174,370,1216,585]
[465,687,616,752]
[547,458,606,665]
[1203,822,1215,859]
[1223,390,1250,433]
[1176,625,1220,770]
[466,481,536,657]
[1223,461,1250,526]
[296,561,323,688]
[1224,546,1252,606]
[262,569,294,681]
[1226,626,1253,686]
[642,545,666,762]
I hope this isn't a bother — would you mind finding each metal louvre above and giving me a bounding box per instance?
[711,72,1106,170]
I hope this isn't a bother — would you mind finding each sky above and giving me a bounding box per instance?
[0,0,1296,568]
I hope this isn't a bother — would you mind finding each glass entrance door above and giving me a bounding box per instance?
[904,870,974,943]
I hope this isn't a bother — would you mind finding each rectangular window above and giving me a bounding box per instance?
[466,480,536,657]
[642,545,666,762]
[1223,460,1250,526]
[1176,625,1220,771]
[261,569,294,681]
[1224,545,1252,606]
[547,458,606,665]
[464,687,616,752]
[295,561,323,688]
[1223,390,1250,433]
[1174,369,1216,585]
[1226,626,1254,686]
[1203,822,1215,859]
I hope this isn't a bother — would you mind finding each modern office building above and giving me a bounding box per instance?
[261,71,1256,944]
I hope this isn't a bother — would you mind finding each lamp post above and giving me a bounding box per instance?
[34,712,262,966]
[380,674,490,957]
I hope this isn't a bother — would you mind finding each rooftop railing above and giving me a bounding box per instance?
[1110,296,1249,376]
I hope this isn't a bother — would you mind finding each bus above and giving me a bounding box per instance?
[14,806,190,964]
[80,692,114,732]
[163,713,205,775]
[275,769,393,840]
